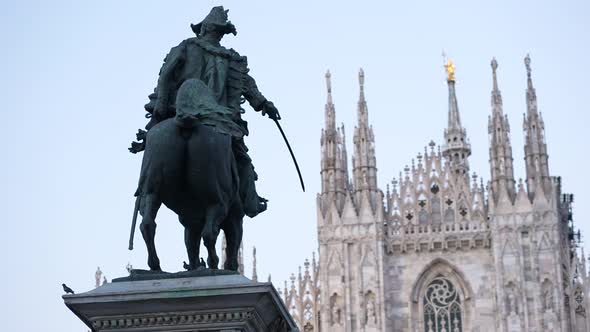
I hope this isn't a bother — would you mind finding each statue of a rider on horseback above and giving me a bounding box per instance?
[128,6,287,272]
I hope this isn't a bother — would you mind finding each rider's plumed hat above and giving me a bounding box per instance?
[191,6,237,36]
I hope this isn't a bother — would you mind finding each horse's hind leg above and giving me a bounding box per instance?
[183,225,199,270]
[139,193,162,271]
[202,218,221,269]
[180,216,206,270]
[223,214,244,271]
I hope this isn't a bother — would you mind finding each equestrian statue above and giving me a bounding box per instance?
[127,6,303,272]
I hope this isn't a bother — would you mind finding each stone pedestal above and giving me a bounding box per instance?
[63,273,298,332]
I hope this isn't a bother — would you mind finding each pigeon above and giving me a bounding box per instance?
[183,261,190,270]
[200,258,207,268]
[62,283,75,294]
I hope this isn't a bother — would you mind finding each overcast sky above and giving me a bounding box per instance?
[3,0,589,330]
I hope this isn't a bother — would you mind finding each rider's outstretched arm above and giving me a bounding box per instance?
[242,74,267,112]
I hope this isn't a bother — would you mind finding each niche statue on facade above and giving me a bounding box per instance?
[543,287,554,311]
[330,293,342,325]
[506,287,519,315]
[365,291,377,326]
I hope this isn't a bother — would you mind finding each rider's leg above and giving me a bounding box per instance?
[232,138,266,218]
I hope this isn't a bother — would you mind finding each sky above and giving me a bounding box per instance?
[2,0,589,330]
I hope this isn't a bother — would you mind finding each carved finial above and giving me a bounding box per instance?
[358,68,366,103]
[525,54,533,89]
[359,68,365,88]
[428,140,436,154]
[404,165,410,182]
[491,57,498,72]
[444,58,456,82]
[491,57,499,91]
[326,70,333,104]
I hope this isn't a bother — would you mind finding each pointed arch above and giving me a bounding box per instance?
[410,258,474,302]
[502,236,518,255]
[327,250,343,275]
[537,232,552,250]
[360,245,377,289]
[360,245,376,268]
[409,258,474,332]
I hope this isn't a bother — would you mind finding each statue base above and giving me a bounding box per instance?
[63,272,298,332]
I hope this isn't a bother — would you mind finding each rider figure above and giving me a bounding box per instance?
[130,6,280,218]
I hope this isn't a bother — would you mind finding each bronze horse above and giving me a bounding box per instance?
[132,85,247,271]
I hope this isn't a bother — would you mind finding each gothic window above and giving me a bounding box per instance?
[419,210,429,225]
[444,207,455,223]
[423,277,462,332]
[431,197,441,224]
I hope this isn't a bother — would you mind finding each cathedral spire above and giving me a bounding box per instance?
[445,59,462,130]
[441,58,471,177]
[488,58,516,204]
[522,54,551,200]
[358,68,368,125]
[324,70,336,133]
[320,70,349,214]
[352,68,379,210]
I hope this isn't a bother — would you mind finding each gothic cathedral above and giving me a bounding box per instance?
[281,56,589,332]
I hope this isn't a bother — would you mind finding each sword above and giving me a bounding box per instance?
[272,118,305,192]
[128,195,141,250]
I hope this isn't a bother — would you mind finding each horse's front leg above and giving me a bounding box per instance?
[139,194,162,271]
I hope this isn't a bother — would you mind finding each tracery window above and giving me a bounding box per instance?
[423,277,462,332]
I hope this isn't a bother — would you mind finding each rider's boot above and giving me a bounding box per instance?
[239,162,267,218]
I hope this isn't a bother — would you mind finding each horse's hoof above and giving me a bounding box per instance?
[148,261,162,272]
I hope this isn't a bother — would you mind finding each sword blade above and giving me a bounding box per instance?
[273,119,305,192]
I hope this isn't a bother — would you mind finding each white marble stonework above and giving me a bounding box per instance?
[282,61,590,332]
